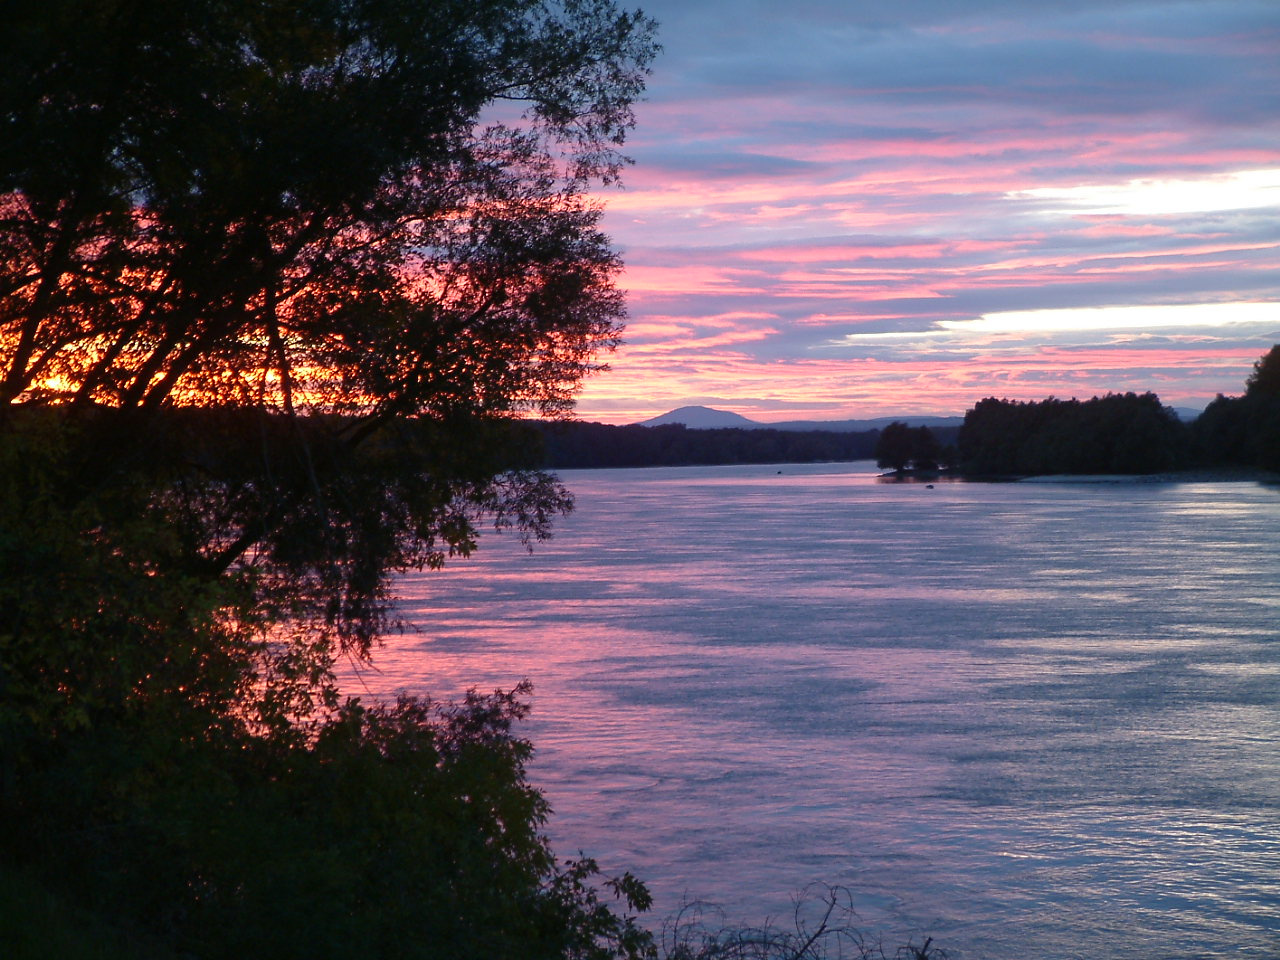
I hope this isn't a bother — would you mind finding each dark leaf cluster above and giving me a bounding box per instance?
[1192,345,1280,473]
[873,422,948,474]
[958,392,1188,476]
[1,1,660,956]
[1,0,657,420]
[4,674,654,960]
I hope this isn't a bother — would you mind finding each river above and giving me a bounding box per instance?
[343,461,1280,959]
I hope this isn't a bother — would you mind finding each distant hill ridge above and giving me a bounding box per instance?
[637,405,964,432]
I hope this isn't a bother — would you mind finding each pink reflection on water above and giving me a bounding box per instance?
[337,464,1280,959]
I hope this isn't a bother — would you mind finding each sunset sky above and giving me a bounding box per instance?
[575,0,1280,424]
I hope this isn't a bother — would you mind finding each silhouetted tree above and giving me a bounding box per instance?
[959,393,1185,475]
[911,426,941,471]
[0,2,660,956]
[1194,344,1280,472]
[873,422,943,473]
[0,0,657,718]
[1246,344,1280,397]
[875,421,914,472]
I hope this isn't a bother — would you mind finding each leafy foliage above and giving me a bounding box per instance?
[0,0,658,703]
[874,422,941,474]
[0,2,661,956]
[1,0,654,414]
[1245,344,1280,398]
[5,670,655,959]
[958,392,1187,476]
[0,860,182,960]
[1193,345,1280,473]
[0,0,657,655]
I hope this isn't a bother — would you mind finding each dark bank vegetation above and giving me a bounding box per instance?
[874,421,952,475]
[957,391,1187,476]
[1191,344,1280,473]
[0,1,663,956]
[534,420,885,468]
[526,357,1278,479]
[955,349,1280,478]
[548,350,1278,479]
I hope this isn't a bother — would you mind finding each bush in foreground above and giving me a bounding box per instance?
[2,676,653,960]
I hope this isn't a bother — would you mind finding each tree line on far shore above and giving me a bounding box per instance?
[539,345,1278,478]
[954,346,1278,476]
[1193,345,1280,473]
[529,420,960,468]
[955,392,1185,476]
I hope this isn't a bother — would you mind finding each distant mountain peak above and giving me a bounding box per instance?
[636,405,965,432]
[637,405,760,428]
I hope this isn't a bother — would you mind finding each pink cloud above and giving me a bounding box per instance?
[735,239,1012,263]
[618,264,770,296]
[1070,221,1177,238]
[571,5,1280,423]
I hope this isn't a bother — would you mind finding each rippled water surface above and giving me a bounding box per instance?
[344,462,1280,959]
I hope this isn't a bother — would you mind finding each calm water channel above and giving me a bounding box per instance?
[343,461,1280,959]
